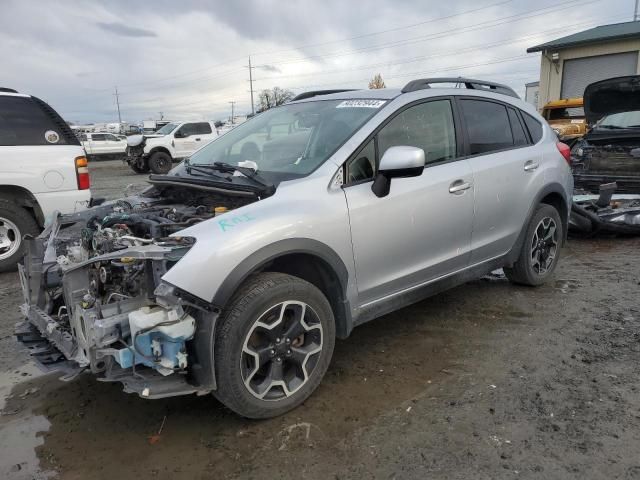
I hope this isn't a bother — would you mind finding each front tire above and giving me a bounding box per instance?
[504,203,563,286]
[148,152,172,174]
[0,200,40,272]
[214,272,335,419]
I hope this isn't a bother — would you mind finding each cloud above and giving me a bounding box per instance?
[257,65,281,73]
[96,21,156,38]
[0,0,630,123]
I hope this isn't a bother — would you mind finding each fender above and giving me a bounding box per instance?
[212,238,353,337]
[146,146,172,158]
[506,181,570,265]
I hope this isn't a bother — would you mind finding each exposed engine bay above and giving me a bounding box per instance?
[16,184,256,398]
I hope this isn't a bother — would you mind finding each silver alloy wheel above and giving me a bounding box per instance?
[0,217,21,261]
[241,301,323,401]
[530,216,558,275]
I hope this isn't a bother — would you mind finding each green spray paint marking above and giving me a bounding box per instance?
[218,213,256,232]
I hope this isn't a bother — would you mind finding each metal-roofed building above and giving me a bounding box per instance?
[527,20,640,109]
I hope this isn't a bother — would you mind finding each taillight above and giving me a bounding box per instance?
[556,142,571,165]
[75,155,90,190]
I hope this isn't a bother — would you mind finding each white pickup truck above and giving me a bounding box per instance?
[125,121,218,174]
[80,132,128,160]
[0,88,91,271]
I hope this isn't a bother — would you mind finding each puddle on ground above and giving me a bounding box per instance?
[0,363,53,479]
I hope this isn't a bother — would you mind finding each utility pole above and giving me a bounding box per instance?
[246,57,256,115]
[635,0,639,21]
[114,87,122,124]
[229,101,236,124]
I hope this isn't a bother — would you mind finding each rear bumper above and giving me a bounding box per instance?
[33,190,91,226]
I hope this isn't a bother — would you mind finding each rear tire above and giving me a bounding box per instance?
[148,152,172,174]
[504,203,563,286]
[0,200,40,272]
[213,272,335,419]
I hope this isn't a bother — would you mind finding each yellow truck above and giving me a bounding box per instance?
[541,98,587,146]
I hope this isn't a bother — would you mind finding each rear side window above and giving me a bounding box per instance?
[181,122,212,136]
[92,133,106,141]
[0,96,75,146]
[460,99,513,155]
[521,112,543,143]
[507,108,529,146]
[194,122,212,134]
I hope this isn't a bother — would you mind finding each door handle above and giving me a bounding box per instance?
[449,180,471,194]
[195,138,201,141]
[524,160,539,171]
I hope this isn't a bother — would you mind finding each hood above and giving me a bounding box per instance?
[584,75,640,124]
[126,133,164,147]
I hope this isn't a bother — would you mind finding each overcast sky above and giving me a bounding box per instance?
[1,0,635,124]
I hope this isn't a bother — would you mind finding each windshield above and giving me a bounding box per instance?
[155,123,178,135]
[186,99,385,180]
[545,107,584,120]
[596,110,640,129]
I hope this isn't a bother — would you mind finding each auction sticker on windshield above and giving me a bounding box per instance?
[336,100,386,108]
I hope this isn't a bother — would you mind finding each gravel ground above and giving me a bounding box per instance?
[0,160,639,479]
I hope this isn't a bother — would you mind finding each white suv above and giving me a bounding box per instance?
[125,121,218,174]
[0,87,91,271]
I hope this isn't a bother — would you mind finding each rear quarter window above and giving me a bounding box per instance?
[521,111,543,143]
[0,95,77,146]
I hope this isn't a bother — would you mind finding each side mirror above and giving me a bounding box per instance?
[174,130,187,138]
[372,146,425,198]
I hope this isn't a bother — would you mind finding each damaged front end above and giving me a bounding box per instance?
[15,190,249,398]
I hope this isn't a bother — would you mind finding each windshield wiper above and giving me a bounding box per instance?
[191,161,274,192]
[183,158,230,182]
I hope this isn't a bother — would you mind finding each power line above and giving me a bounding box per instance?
[112,0,607,104]
[248,0,513,57]
[253,0,601,68]
[251,14,622,83]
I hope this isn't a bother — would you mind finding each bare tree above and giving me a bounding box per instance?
[368,74,386,89]
[258,86,295,112]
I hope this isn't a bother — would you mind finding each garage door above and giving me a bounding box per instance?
[561,51,638,99]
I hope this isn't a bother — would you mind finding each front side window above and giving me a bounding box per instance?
[377,99,456,164]
[460,99,513,155]
[186,99,383,181]
[346,139,376,183]
[92,133,106,141]
[155,123,178,135]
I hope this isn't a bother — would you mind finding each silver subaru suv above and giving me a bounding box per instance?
[16,78,573,418]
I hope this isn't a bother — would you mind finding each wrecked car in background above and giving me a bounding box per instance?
[570,75,640,235]
[16,79,573,419]
[542,97,587,147]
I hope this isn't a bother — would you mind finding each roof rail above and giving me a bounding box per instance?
[0,87,18,93]
[291,89,357,101]
[401,77,519,99]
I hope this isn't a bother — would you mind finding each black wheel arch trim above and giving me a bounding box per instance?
[212,238,353,338]
[506,182,569,265]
